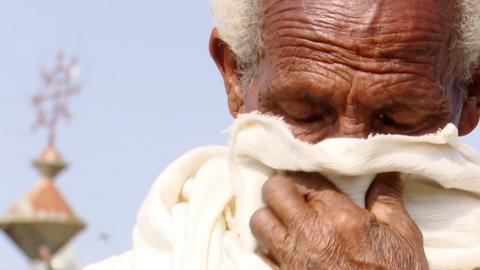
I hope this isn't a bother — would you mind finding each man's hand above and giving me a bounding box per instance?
[250,172,429,270]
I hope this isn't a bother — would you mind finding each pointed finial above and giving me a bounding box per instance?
[32,144,68,179]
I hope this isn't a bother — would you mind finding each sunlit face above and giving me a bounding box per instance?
[241,0,462,143]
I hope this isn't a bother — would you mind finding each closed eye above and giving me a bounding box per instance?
[373,110,430,135]
[378,113,398,126]
[294,112,326,123]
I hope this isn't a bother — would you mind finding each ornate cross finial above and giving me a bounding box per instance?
[31,52,81,146]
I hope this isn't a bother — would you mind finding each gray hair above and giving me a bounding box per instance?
[210,0,480,88]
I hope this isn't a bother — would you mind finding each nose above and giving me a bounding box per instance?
[330,115,371,139]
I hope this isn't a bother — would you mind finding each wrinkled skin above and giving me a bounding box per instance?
[252,172,427,269]
[210,0,480,269]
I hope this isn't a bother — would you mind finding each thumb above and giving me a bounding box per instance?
[366,172,422,241]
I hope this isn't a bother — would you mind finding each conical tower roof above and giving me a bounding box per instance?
[0,145,85,260]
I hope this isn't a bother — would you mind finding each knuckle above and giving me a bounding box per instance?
[250,207,271,231]
[262,179,274,198]
[262,176,280,197]
[262,174,290,201]
[334,209,370,233]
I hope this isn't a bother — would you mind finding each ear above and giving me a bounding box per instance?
[458,67,480,136]
[209,28,244,118]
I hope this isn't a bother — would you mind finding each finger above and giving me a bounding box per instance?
[366,172,422,240]
[250,207,288,257]
[287,171,337,194]
[287,172,355,210]
[262,174,312,224]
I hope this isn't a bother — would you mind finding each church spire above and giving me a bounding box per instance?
[0,52,85,269]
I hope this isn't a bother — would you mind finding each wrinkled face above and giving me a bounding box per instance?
[242,0,462,143]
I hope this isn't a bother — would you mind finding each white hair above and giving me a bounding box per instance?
[210,0,480,87]
[456,0,480,82]
[210,0,261,87]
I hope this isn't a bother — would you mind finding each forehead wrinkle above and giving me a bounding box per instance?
[259,0,459,111]
[264,10,451,52]
[274,55,352,83]
[265,68,347,103]
[262,0,454,59]
[263,0,448,29]
[266,17,449,47]
[270,31,442,65]
[265,35,437,78]
[261,7,454,79]
[359,74,449,109]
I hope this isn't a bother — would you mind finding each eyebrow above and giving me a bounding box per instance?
[267,68,446,111]
[266,73,340,103]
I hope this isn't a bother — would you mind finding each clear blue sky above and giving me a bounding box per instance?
[0,1,479,269]
[0,1,231,268]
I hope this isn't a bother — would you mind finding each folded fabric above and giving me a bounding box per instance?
[85,112,480,270]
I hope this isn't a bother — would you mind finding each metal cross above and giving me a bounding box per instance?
[31,52,81,145]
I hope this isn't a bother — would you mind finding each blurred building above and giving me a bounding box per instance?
[0,145,85,269]
[0,53,85,270]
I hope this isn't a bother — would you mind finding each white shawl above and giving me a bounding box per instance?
[85,113,480,270]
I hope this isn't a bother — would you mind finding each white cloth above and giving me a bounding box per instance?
[85,112,480,270]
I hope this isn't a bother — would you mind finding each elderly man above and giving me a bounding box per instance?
[86,0,480,269]
[210,0,480,267]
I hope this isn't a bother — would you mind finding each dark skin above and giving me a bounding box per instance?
[210,0,480,269]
